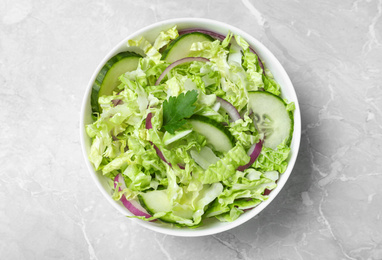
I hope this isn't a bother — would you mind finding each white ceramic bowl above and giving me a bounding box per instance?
[80,18,301,237]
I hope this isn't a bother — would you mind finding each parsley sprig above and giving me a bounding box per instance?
[162,90,198,134]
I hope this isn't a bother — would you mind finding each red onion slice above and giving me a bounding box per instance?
[146,112,153,129]
[115,173,128,190]
[179,28,226,41]
[263,189,271,196]
[146,113,172,166]
[111,99,123,106]
[155,57,209,85]
[216,97,241,121]
[112,90,123,106]
[153,144,172,167]
[237,139,263,172]
[114,174,153,219]
[263,179,278,196]
[179,28,265,74]
[248,46,265,73]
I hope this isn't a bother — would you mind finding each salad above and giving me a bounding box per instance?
[86,26,294,227]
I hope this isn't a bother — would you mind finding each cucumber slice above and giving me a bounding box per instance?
[138,190,173,223]
[138,184,223,224]
[161,32,215,63]
[188,115,235,153]
[138,190,194,223]
[91,51,141,114]
[248,91,293,149]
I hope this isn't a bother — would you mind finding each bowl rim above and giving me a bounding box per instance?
[80,17,301,237]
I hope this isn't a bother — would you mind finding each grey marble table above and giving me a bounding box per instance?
[1,0,382,259]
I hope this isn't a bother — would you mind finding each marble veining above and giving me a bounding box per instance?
[1,0,382,259]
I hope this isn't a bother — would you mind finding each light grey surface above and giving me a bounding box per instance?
[1,0,382,259]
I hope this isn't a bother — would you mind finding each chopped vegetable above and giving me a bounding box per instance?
[86,27,294,227]
[162,90,198,134]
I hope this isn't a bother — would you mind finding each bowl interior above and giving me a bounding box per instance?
[80,18,301,237]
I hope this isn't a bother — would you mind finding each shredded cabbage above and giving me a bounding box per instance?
[86,27,293,227]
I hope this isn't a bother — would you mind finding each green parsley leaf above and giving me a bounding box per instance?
[162,90,198,134]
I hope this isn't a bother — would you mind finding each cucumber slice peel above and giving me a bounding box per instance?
[248,91,293,149]
[91,51,141,114]
[138,190,177,223]
[188,115,235,153]
[138,190,194,223]
[138,183,223,224]
[161,32,215,63]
